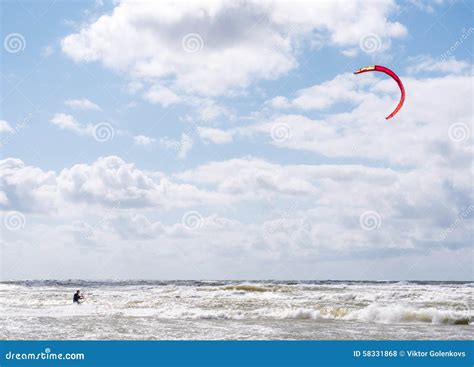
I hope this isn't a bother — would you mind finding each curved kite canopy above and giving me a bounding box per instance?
[354,65,405,120]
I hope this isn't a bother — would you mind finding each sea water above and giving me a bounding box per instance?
[0,280,472,340]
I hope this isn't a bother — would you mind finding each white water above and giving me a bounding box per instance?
[1,280,472,340]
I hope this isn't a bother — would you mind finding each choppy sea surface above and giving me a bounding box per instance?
[0,280,472,340]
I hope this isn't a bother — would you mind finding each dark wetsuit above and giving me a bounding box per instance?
[73,293,81,303]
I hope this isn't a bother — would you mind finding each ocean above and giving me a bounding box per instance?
[0,280,472,340]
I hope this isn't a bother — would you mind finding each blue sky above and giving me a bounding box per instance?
[0,0,472,280]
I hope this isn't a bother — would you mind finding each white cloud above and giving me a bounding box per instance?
[172,71,473,255]
[176,159,427,222]
[192,98,232,123]
[61,1,406,101]
[57,156,213,208]
[174,157,329,204]
[341,48,358,57]
[50,113,97,138]
[220,72,473,168]
[0,158,58,213]
[291,73,374,110]
[0,156,230,214]
[126,81,144,94]
[2,151,471,279]
[4,1,472,280]
[178,158,319,198]
[65,98,101,111]
[175,155,472,260]
[0,120,13,133]
[104,212,244,241]
[134,135,155,146]
[144,86,181,107]
[406,55,471,75]
[50,113,86,133]
[269,96,291,109]
[50,113,117,142]
[408,0,445,13]
[197,127,234,144]
[266,72,379,111]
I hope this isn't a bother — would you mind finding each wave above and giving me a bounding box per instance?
[1,280,471,328]
[71,303,470,325]
[219,304,470,325]
[2,299,470,325]
[223,285,270,292]
[346,304,471,325]
[2,280,472,288]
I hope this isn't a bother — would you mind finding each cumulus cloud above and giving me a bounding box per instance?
[57,156,216,208]
[177,158,395,199]
[211,72,472,169]
[4,1,472,280]
[0,158,57,213]
[105,212,244,241]
[0,156,235,214]
[278,74,471,166]
[176,156,472,253]
[61,1,406,101]
[164,70,472,260]
[2,151,471,278]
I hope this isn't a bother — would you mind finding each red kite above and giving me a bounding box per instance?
[354,65,405,120]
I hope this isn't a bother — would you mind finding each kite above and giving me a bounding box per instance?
[354,65,405,120]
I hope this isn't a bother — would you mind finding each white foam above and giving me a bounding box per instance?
[1,282,472,326]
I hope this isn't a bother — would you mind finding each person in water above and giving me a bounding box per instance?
[73,290,84,304]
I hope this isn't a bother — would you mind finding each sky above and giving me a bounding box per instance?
[0,0,472,280]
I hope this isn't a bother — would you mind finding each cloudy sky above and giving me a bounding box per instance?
[1,0,472,280]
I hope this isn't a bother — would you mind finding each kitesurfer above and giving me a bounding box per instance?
[73,290,84,304]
